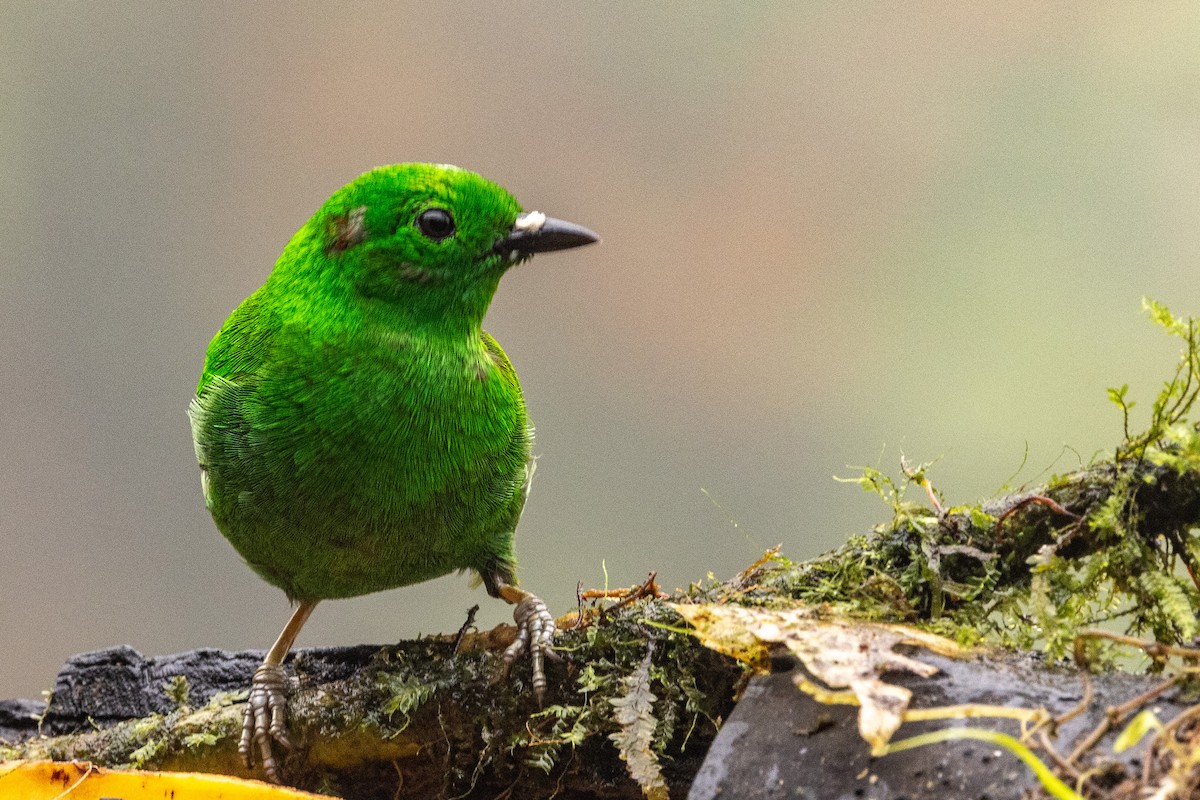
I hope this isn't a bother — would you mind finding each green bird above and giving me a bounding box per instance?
[188,163,598,782]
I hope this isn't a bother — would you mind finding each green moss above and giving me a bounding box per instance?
[163,675,191,709]
[760,298,1200,670]
[181,731,219,749]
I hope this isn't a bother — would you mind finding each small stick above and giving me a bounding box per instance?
[573,580,586,630]
[1036,728,1081,781]
[1076,628,1200,663]
[733,545,782,588]
[1065,677,1179,765]
[1054,671,1094,728]
[994,495,1081,538]
[600,572,665,621]
[452,604,480,656]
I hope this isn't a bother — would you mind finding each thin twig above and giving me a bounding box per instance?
[994,494,1081,539]
[1054,671,1094,728]
[732,544,782,588]
[1065,677,1180,765]
[452,604,479,656]
[573,581,586,630]
[1076,629,1200,663]
[1037,728,1081,781]
[600,572,665,622]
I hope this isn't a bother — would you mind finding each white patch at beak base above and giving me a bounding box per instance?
[514,211,547,233]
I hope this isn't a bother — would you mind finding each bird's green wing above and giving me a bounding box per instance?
[477,329,535,586]
[480,330,521,390]
[195,289,277,395]
[189,289,280,517]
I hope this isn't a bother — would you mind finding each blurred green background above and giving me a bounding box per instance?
[3,3,1199,699]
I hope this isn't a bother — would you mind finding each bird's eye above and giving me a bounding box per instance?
[415,208,455,241]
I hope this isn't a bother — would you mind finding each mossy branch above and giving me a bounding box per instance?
[6,300,1200,799]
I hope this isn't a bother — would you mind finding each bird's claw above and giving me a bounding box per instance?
[502,594,559,705]
[240,663,294,783]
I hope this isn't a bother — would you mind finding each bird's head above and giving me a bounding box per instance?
[276,163,597,332]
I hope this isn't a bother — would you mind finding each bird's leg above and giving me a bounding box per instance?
[483,570,558,705]
[241,599,318,783]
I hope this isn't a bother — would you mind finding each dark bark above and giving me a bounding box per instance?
[3,642,1188,800]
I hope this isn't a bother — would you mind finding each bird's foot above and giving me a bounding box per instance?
[240,663,294,783]
[502,593,559,705]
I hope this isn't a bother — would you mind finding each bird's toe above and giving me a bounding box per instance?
[240,663,294,783]
[503,593,558,705]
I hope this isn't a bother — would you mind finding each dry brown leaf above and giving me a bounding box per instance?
[670,603,967,751]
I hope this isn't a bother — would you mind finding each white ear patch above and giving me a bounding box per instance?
[514,211,547,233]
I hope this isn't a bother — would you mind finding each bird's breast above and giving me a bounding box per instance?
[287,333,526,505]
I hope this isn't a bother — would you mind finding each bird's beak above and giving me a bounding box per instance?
[492,211,600,259]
